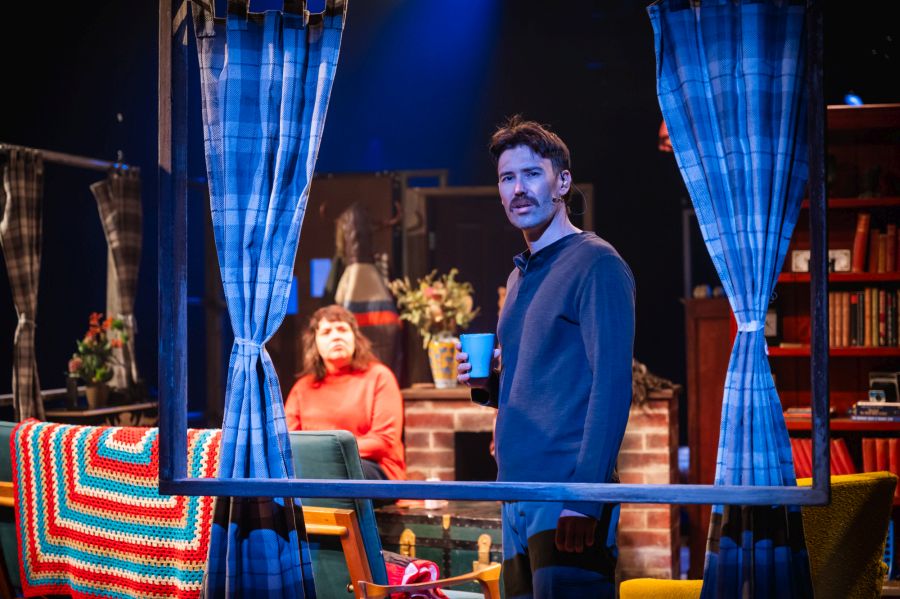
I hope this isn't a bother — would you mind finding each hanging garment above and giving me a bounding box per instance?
[91,166,142,390]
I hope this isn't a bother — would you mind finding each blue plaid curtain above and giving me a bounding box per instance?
[191,0,348,596]
[649,1,813,596]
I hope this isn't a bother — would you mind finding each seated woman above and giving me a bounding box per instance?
[285,305,406,481]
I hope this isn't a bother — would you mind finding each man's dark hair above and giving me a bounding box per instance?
[488,115,571,174]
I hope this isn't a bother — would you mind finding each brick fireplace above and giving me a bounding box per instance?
[401,385,681,580]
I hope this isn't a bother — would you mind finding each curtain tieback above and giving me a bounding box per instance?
[118,313,137,335]
[16,315,36,329]
[737,320,764,332]
[234,337,263,349]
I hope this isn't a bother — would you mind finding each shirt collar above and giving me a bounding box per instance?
[513,231,585,272]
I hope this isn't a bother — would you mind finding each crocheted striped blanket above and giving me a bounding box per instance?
[13,420,221,599]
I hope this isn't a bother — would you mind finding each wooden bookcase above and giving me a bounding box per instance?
[683,104,900,577]
[771,104,900,418]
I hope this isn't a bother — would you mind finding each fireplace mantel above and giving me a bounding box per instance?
[400,383,682,580]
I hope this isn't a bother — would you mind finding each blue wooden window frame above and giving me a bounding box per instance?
[157,0,831,507]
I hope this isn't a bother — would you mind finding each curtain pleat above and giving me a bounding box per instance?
[192,0,348,595]
[649,1,813,596]
[91,167,142,389]
[0,149,45,421]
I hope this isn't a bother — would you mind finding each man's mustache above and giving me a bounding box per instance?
[510,195,538,209]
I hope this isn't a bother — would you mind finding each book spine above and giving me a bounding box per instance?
[873,287,880,346]
[844,441,856,474]
[790,438,809,479]
[850,292,859,346]
[889,292,896,347]
[896,224,900,272]
[841,291,850,348]
[865,288,873,347]
[830,439,842,475]
[892,439,900,501]
[869,228,880,273]
[880,289,887,346]
[851,414,900,422]
[888,223,897,272]
[878,233,888,273]
[863,438,877,472]
[850,406,900,417]
[852,212,872,273]
[834,292,843,348]
[829,292,836,348]
[800,438,812,478]
[859,291,867,346]
[878,438,890,471]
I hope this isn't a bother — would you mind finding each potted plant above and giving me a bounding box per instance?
[389,269,479,388]
[67,312,127,408]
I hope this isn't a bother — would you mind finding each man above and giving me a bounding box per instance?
[457,116,634,598]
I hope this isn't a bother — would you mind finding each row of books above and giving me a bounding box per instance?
[828,288,900,347]
[791,437,900,502]
[862,437,900,502]
[852,213,900,273]
[789,437,855,478]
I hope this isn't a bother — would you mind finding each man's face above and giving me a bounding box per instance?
[315,318,356,369]
[497,145,568,233]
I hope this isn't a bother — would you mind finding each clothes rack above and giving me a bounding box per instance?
[0,143,139,174]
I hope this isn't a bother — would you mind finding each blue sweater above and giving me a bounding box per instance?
[491,231,635,519]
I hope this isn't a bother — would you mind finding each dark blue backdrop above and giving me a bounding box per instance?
[0,1,897,435]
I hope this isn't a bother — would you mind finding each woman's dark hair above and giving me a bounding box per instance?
[488,114,571,174]
[301,305,376,383]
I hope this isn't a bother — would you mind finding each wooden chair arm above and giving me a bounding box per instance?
[358,562,501,599]
[302,506,373,599]
[0,482,12,509]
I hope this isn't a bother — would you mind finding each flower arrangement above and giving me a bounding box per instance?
[389,268,479,348]
[67,312,128,385]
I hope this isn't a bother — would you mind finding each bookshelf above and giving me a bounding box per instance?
[683,104,900,578]
[770,104,900,516]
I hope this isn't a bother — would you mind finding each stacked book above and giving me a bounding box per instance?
[783,406,836,419]
[849,401,900,422]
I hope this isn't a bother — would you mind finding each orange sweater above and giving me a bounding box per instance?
[285,362,406,480]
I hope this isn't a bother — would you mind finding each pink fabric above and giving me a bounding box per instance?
[383,551,449,599]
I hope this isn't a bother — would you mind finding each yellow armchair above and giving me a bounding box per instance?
[620,472,898,599]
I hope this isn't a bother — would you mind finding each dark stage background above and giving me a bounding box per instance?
[0,0,898,439]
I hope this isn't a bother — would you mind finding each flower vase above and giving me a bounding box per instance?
[427,335,458,389]
[85,383,109,409]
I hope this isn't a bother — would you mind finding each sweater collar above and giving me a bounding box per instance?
[513,231,587,272]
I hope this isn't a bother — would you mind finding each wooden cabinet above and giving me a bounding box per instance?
[683,296,731,578]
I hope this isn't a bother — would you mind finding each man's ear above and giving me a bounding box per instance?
[558,170,572,194]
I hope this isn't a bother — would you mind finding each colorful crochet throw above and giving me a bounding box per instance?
[12,420,221,598]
